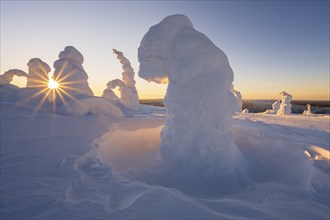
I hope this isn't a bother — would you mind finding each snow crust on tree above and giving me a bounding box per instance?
[231,85,242,112]
[26,58,51,89]
[102,49,139,109]
[60,97,124,118]
[138,14,245,177]
[0,69,28,85]
[303,104,313,115]
[277,91,292,115]
[53,46,94,99]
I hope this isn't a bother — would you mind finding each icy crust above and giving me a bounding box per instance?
[59,97,124,118]
[138,14,245,177]
[102,49,139,109]
[53,46,94,99]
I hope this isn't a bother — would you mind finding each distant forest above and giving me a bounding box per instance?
[140,99,330,114]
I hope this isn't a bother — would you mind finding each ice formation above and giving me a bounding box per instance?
[59,97,124,118]
[231,85,242,112]
[102,49,139,109]
[26,58,51,89]
[277,91,292,115]
[53,46,94,100]
[264,100,281,114]
[303,104,313,115]
[0,69,28,85]
[138,14,245,177]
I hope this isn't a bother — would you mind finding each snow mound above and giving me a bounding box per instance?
[59,97,124,118]
[53,46,94,100]
[0,84,20,98]
[138,14,245,178]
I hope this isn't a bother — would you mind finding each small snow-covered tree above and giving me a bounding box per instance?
[102,49,139,109]
[303,104,313,115]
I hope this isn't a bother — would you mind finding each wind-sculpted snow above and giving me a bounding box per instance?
[138,14,245,178]
[0,69,28,85]
[53,46,94,99]
[102,49,139,109]
[1,102,329,219]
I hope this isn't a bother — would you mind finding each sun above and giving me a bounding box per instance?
[48,78,59,89]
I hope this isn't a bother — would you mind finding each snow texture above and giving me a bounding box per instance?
[303,104,313,115]
[0,69,28,85]
[53,46,94,100]
[277,91,292,115]
[102,49,139,109]
[138,14,245,177]
[231,85,243,112]
[26,58,51,89]
[1,90,329,219]
[59,97,124,118]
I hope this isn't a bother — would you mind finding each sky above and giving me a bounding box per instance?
[1,0,329,100]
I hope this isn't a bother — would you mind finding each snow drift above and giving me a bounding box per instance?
[138,14,245,178]
[59,97,124,118]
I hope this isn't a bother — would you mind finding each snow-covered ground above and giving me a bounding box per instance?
[1,101,329,219]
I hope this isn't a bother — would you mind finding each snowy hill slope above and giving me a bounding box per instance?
[1,102,329,219]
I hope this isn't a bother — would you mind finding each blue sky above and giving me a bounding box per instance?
[1,0,329,100]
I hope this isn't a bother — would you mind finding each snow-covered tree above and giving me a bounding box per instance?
[303,104,313,115]
[277,91,292,115]
[102,49,139,109]
[53,46,94,100]
[26,58,51,90]
[138,14,245,177]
